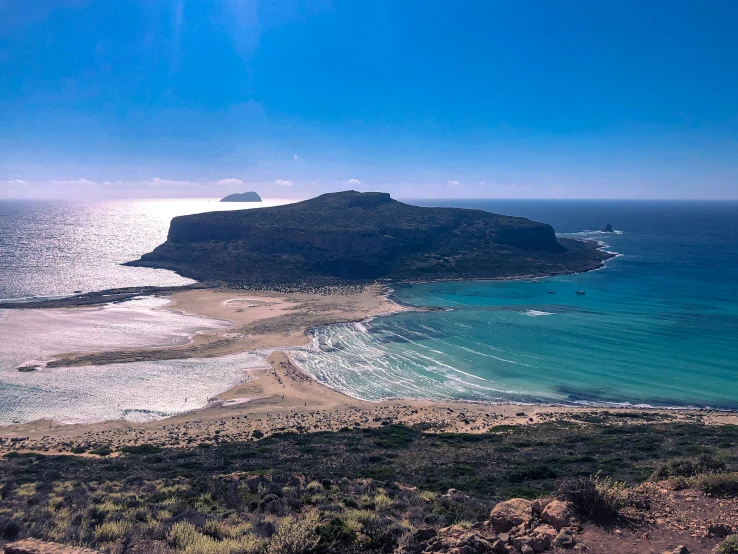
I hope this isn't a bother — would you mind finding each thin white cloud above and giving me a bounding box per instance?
[293,154,299,160]
[148,177,200,187]
[478,181,486,185]
[51,178,99,186]
[215,178,244,186]
[3,179,29,184]
[275,179,293,186]
[347,178,361,185]
[447,179,461,186]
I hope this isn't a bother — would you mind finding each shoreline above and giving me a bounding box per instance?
[2,348,737,457]
[7,236,729,450]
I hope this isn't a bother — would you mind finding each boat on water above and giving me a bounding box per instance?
[548,291,556,294]
[575,279,586,295]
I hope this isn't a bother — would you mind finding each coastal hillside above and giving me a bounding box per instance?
[129,191,612,284]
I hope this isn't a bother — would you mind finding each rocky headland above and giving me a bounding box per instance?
[128,191,613,285]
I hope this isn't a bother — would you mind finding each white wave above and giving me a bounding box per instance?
[559,229,624,237]
[523,310,554,317]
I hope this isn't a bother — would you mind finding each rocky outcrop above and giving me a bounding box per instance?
[490,499,533,533]
[601,223,613,232]
[408,498,581,553]
[220,191,261,202]
[130,191,613,284]
[540,500,575,531]
[4,538,100,553]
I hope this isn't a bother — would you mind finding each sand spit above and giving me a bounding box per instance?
[45,284,406,368]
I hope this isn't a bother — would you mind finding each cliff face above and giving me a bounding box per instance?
[129,191,612,283]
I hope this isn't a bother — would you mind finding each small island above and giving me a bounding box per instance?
[602,223,614,232]
[220,191,262,202]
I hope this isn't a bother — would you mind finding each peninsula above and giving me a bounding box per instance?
[129,191,613,285]
[219,191,262,202]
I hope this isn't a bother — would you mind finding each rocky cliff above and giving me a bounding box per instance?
[128,191,612,284]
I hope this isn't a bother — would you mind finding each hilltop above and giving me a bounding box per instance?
[129,191,613,285]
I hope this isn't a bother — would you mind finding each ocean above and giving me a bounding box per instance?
[1,198,737,422]
[293,200,738,410]
[0,198,292,301]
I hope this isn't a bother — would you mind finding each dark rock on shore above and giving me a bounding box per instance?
[129,191,614,285]
[220,191,262,202]
[602,223,613,232]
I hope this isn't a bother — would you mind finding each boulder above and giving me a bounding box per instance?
[553,528,576,548]
[490,498,533,533]
[541,500,575,531]
[490,539,509,554]
[513,525,555,553]
[672,547,690,554]
[414,527,437,542]
[708,523,733,538]
[520,545,535,554]
[532,498,552,515]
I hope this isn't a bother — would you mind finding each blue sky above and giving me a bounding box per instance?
[1,0,737,199]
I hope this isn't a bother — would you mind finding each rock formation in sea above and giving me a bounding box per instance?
[602,223,613,232]
[220,191,262,202]
[129,190,613,284]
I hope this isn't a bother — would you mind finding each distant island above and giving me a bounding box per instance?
[602,223,614,232]
[220,191,262,202]
[129,191,613,285]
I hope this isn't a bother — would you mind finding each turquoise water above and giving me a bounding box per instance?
[1,199,736,421]
[294,201,738,409]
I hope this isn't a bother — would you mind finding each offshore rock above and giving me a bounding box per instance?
[220,191,261,202]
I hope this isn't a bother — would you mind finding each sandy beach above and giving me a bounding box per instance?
[3,346,738,457]
[2,284,737,457]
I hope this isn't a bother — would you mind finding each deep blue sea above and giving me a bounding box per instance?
[293,200,738,409]
[1,198,737,419]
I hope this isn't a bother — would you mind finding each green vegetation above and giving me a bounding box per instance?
[1,421,736,552]
[129,191,611,284]
[556,474,630,525]
[715,535,738,554]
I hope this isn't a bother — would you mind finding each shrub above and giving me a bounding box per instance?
[94,520,134,542]
[695,473,738,497]
[714,535,738,554]
[557,474,629,525]
[266,511,320,554]
[1,518,21,541]
[652,455,725,480]
[169,521,200,549]
[315,517,357,553]
[374,493,392,511]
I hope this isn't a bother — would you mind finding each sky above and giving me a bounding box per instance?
[1,0,737,200]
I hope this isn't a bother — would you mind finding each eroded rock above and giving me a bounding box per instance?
[540,499,575,531]
[490,498,533,533]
